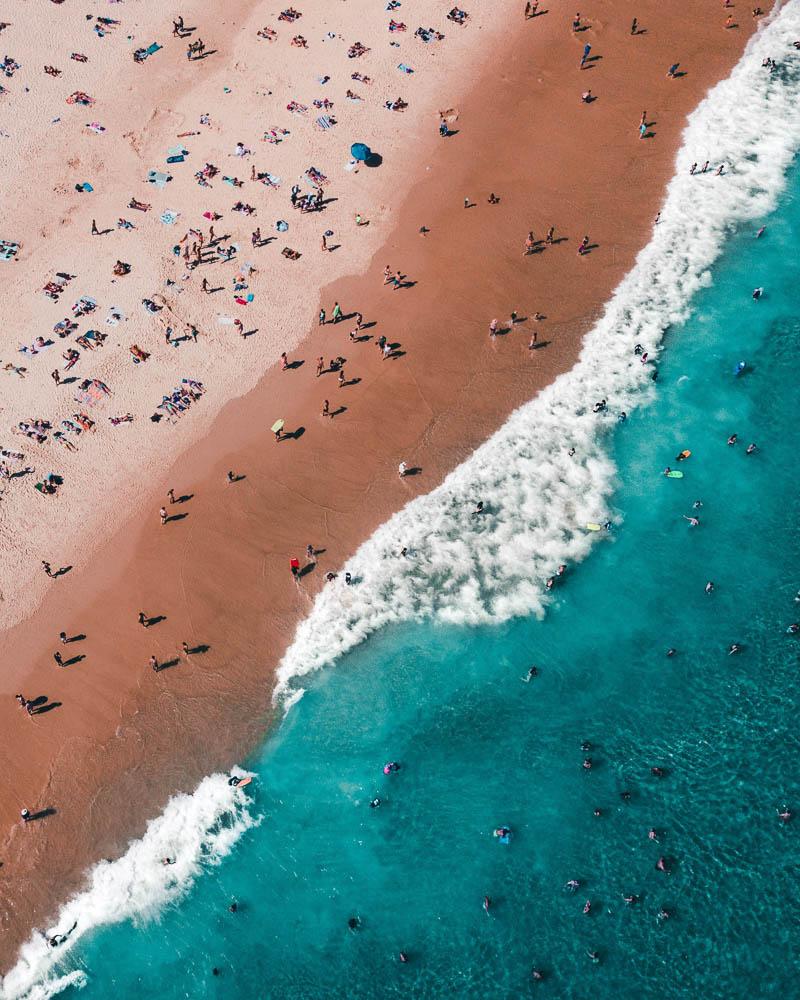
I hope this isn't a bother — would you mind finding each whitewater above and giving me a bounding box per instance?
[4,4,800,997]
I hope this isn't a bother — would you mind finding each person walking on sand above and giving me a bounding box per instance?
[546,226,555,244]
[580,43,591,68]
[234,319,245,337]
[489,319,499,337]
[160,506,168,526]
[332,302,343,323]
[322,399,330,417]
[290,557,301,580]
[53,651,64,667]
[524,231,535,255]
[168,488,176,504]
[639,121,647,139]
[383,265,393,284]
[42,561,54,578]
[319,308,326,325]
[182,642,191,657]
[91,219,99,236]
[529,330,538,348]
[138,611,149,627]
[573,11,582,31]
[150,655,159,672]
[578,235,590,254]
[51,369,61,386]
[316,356,325,377]
[338,369,346,388]
[399,461,408,477]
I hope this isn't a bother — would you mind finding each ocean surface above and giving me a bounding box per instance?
[5,7,800,999]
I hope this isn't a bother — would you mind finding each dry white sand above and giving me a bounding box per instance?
[0,0,509,627]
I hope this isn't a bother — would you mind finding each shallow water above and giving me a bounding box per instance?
[22,152,800,1000]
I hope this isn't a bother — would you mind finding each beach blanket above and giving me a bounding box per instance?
[0,240,19,261]
[73,383,108,407]
[160,209,180,225]
[315,115,336,130]
[147,170,171,187]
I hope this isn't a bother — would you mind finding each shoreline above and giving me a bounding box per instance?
[0,0,761,974]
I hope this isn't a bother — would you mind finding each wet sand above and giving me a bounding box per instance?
[0,0,759,970]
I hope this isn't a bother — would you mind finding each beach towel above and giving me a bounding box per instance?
[0,240,19,261]
[159,209,179,225]
[146,170,171,187]
[315,115,336,130]
[145,42,162,55]
[73,383,108,407]
[397,63,414,73]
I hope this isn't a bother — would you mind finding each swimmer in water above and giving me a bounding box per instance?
[383,761,400,774]
[557,564,566,576]
[522,665,539,682]
[727,433,738,446]
[593,807,603,817]
[656,856,670,873]
[532,967,545,981]
[756,226,765,238]
[683,515,700,527]
[648,828,659,841]
[746,443,757,454]
[483,896,491,914]
[693,500,703,509]
[705,581,715,594]
[583,900,592,914]
[472,501,484,516]
[565,879,580,891]
[651,766,665,777]
[658,907,673,921]
[777,806,793,822]
[666,648,677,657]
[623,894,639,904]
[786,623,799,634]
[620,790,632,801]
[586,950,601,963]
[370,796,382,808]
[399,951,409,963]
[752,287,763,300]
[728,643,742,654]
[582,757,593,770]
[493,826,511,839]
[546,577,555,590]
[580,741,592,752]
[162,857,176,865]
[348,916,361,931]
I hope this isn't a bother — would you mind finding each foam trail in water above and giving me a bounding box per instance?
[275,2,800,699]
[1,771,259,1000]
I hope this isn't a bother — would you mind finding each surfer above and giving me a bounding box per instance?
[623,894,639,905]
[666,648,677,657]
[483,896,491,914]
[727,433,738,446]
[582,900,592,914]
[493,826,511,839]
[383,761,400,774]
[370,796,382,808]
[592,399,607,413]
[682,515,700,527]
[399,951,409,963]
[786,623,799,634]
[663,466,672,476]
[734,360,747,377]
[675,450,690,461]
[348,916,361,931]
[752,287,763,300]
[746,443,757,454]
[523,665,539,682]
[162,857,176,865]
[756,226,765,238]
[546,576,555,590]
[472,501,484,515]
[728,643,742,654]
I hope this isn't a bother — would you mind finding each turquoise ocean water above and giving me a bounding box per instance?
[32,157,800,999]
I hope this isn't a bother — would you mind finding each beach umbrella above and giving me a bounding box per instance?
[271,419,285,434]
[350,142,371,162]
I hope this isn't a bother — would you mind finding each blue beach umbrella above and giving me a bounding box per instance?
[350,142,371,162]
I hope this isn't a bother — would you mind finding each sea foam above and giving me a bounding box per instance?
[1,772,258,1000]
[275,1,800,699]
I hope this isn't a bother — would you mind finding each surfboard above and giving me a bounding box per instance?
[665,471,684,479]
[585,523,602,532]
[676,450,691,461]
[229,775,253,789]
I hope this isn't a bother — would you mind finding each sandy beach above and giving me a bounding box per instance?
[0,0,760,970]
